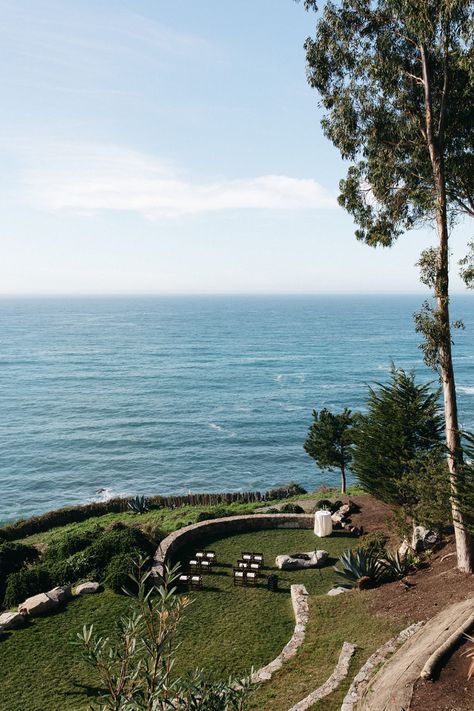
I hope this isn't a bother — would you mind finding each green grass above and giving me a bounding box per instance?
[173,528,357,679]
[14,484,364,550]
[0,528,362,711]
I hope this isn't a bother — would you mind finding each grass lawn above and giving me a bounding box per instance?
[0,527,363,711]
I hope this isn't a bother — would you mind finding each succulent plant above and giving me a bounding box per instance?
[380,549,414,580]
[334,548,383,589]
[128,496,149,515]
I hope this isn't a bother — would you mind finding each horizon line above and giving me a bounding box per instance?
[0,290,471,298]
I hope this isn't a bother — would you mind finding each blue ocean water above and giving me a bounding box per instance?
[1,294,473,525]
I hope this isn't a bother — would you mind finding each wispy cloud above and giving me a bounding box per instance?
[18,143,338,219]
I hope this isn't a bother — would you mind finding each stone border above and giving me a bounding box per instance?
[340,621,425,711]
[287,641,357,711]
[153,513,314,576]
[250,584,310,684]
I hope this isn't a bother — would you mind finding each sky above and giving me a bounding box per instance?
[0,0,472,295]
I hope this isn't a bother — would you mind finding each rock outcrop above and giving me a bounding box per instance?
[275,550,328,570]
[75,581,100,595]
[18,592,59,616]
[0,611,25,629]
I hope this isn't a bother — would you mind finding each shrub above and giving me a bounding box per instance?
[0,541,38,573]
[43,525,154,585]
[279,503,305,514]
[266,483,307,500]
[43,527,103,563]
[315,499,333,511]
[335,548,383,589]
[137,522,166,547]
[4,567,52,608]
[105,554,135,594]
[359,531,388,558]
[44,559,76,587]
[0,542,39,602]
[196,508,233,522]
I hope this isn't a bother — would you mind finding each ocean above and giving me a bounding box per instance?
[1,294,473,525]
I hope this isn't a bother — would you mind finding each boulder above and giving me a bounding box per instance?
[412,526,439,553]
[327,586,350,596]
[398,539,413,557]
[275,550,328,570]
[47,585,72,604]
[75,581,100,595]
[0,611,25,629]
[18,592,59,616]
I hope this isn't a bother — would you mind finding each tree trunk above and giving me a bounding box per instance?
[340,461,346,495]
[421,44,473,573]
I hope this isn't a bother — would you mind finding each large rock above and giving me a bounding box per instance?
[75,581,100,595]
[47,585,72,604]
[275,550,328,570]
[0,611,25,629]
[18,592,59,616]
[327,586,350,596]
[411,526,439,553]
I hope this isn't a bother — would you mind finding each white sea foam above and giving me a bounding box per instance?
[89,487,130,503]
[209,422,223,431]
[209,422,236,437]
[458,386,474,395]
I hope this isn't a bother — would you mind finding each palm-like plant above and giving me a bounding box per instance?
[380,550,414,581]
[335,548,383,589]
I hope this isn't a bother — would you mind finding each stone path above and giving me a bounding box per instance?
[251,585,309,683]
[340,622,424,711]
[287,641,356,711]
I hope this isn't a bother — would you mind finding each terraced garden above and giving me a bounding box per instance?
[0,489,411,711]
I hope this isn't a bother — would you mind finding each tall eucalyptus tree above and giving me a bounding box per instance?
[300,0,474,570]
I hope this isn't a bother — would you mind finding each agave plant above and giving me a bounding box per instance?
[128,495,149,515]
[334,548,383,589]
[380,549,414,580]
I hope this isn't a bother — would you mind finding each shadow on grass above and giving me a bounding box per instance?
[67,682,107,700]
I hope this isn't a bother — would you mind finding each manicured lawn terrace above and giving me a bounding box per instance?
[0,489,404,711]
[0,528,360,710]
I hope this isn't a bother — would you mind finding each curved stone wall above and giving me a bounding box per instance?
[153,513,313,576]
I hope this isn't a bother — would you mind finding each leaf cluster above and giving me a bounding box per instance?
[351,366,444,507]
[302,0,474,245]
[76,560,254,710]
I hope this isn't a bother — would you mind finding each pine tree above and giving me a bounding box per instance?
[304,408,354,493]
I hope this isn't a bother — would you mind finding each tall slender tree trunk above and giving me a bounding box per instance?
[421,45,473,573]
[340,461,346,495]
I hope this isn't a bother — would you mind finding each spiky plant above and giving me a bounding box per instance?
[380,550,414,581]
[128,495,149,515]
[334,548,383,589]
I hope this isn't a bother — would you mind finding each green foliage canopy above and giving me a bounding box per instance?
[352,367,444,506]
[304,407,354,492]
[302,0,474,245]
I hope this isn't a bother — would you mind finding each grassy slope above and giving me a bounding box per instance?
[0,526,377,711]
[12,485,365,548]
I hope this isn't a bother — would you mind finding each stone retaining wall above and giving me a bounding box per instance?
[153,513,314,576]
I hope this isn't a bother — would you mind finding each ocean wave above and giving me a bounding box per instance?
[209,422,236,437]
[88,487,131,503]
[458,386,474,395]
